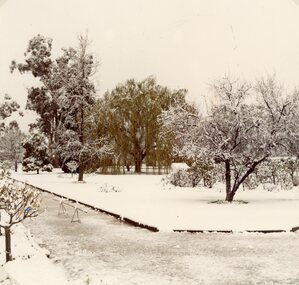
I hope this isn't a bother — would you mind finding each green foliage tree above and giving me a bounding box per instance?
[100,76,188,173]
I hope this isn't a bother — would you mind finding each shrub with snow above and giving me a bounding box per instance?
[98,183,121,193]
[171,169,193,187]
[167,161,216,188]
[0,160,13,178]
[188,158,216,188]
[42,163,53,172]
[22,132,53,174]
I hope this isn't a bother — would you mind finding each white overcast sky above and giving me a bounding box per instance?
[1,0,299,130]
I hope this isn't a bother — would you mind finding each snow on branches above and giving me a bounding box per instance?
[159,105,201,160]
[22,132,53,174]
[57,128,113,169]
[0,179,41,262]
[0,180,41,228]
[11,33,103,181]
[160,75,299,201]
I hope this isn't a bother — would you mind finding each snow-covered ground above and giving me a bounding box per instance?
[22,192,299,285]
[0,223,73,285]
[12,170,299,232]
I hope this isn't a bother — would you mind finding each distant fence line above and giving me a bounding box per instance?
[96,165,170,175]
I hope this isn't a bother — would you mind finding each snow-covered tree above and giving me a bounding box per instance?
[0,179,41,262]
[56,128,112,177]
[0,121,25,172]
[159,104,200,160]
[101,76,189,173]
[0,94,20,134]
[22,132,53,174]
[54,34,113,181]
[0,94,20,123]
[11,34,111,180]
[160,76,298,201]
[10,35,60,166]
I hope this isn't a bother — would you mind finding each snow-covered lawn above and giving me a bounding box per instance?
[12,170,299,232]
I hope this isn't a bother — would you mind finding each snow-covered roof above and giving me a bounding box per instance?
[171,163,190,171]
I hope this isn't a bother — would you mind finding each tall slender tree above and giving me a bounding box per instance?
[54,35,103,181]
[10,35,60,166]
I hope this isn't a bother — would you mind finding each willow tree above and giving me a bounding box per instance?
[101,77,188,173]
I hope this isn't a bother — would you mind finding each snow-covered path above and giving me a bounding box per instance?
[23,192,299,285]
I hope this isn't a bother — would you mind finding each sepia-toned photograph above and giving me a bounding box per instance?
[0,0,299,284]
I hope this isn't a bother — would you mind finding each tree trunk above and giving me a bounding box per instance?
[52,154,60,168]
[78,163,84,181]
[78,105,85,181]
[135,158,142,173]
[37,169,39,174]
[14,160,18,172]
[225,159,232,201]
[226,190,235,202]
[5,227,12,262]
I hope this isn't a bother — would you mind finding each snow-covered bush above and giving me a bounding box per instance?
[188,157,216,188]
[22,132,53,174]
[262,183,281,192]
[65,160,79,176]
[256,158,295,190]
[0,160,13,179]
[166,161,216,188]
[42,163,53,172]
[171,168,193,187]
[98,183,121,193]
[243,174,259,190]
